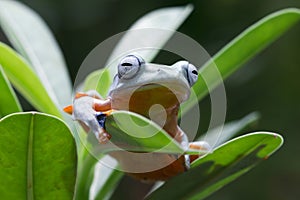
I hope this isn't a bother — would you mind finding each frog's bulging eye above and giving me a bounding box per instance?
[118,55,145,79]
[175,61,198,87]
[185,63,198,86]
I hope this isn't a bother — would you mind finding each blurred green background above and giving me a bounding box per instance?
[1,0,300,199]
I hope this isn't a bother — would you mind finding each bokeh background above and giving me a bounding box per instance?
[2,0,300,199]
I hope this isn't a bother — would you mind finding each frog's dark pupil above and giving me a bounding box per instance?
[192,70,198,75]
[121,62,133,66]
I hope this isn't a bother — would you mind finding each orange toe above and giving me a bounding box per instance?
[63,105,73,114]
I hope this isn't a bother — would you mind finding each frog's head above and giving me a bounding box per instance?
[108,55,198,117]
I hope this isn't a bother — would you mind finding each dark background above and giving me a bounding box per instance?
[3,0,300,199]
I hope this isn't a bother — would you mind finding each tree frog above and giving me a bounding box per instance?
[64,55,210,181]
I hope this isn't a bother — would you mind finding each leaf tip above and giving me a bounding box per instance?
[185,4,194,13]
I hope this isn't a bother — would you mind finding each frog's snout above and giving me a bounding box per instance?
[173,61,198,87]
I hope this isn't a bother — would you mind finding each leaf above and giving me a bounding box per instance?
[83,69,111,97]
[146,132,283,200]
[0,0,72,107]
[84,4,193,96]
[87,111,189,155]
[87,111,258,155]
[75,146,122,200]
[0,42,61,117]
[90,156,123,200]
[199,112,260,148]
[74,152,98,200]
[105,4,193,76]
[182,8,300,114]
[0,64,22,117]
[78,110,193,199]
[0,112,77,199]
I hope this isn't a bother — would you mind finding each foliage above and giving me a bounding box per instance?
[0,112,76,199]
[0,1,299,199]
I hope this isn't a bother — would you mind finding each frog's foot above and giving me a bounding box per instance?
[189,141,211,163]
[63,90,113,144]
[96,128,112,144]
[63,90,112,115]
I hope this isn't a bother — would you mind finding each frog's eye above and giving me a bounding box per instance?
[118,55,145,79]
[185,63,198,86]
[176,61,198,86]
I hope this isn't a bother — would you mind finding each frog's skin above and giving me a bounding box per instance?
[64,55,210,181]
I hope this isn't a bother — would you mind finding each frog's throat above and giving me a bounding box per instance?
[110,83,190,105]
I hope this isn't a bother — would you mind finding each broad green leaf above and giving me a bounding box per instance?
[90,156,123,200]
[84,4,193,96]
[0,112,77,199]
[146,132,283,200]
[0,42,61,117]
[87,111,192,155]
[200,112,260,148]
[0,64,22,117]
[182,8,300,114]
[0,0,72,107]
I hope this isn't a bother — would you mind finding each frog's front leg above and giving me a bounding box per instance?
[63,90,113,144]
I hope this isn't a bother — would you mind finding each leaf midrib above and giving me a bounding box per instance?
[27,114,34,200]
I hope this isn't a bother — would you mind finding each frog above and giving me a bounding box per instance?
[64,54,211,181]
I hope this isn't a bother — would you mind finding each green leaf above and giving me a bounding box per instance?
[0,64,22,117]
[0,0,72,107]
[75,147,123,200]
[90,156,123,200]
[106,4,193,77]
[199,112,260,148]
[87,111,187,155]
[0,42,61,117]
[83,69,111,97]
[75,127,123,200]
[182,8,300,114]
[0,112,77,199]
[84,4,193,96]
[74,152,98,200]
[146,132,283,200]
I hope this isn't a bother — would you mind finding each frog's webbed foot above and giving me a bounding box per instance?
[176,129,211,165]
[189,141,211,163]
[63,90,112,144]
